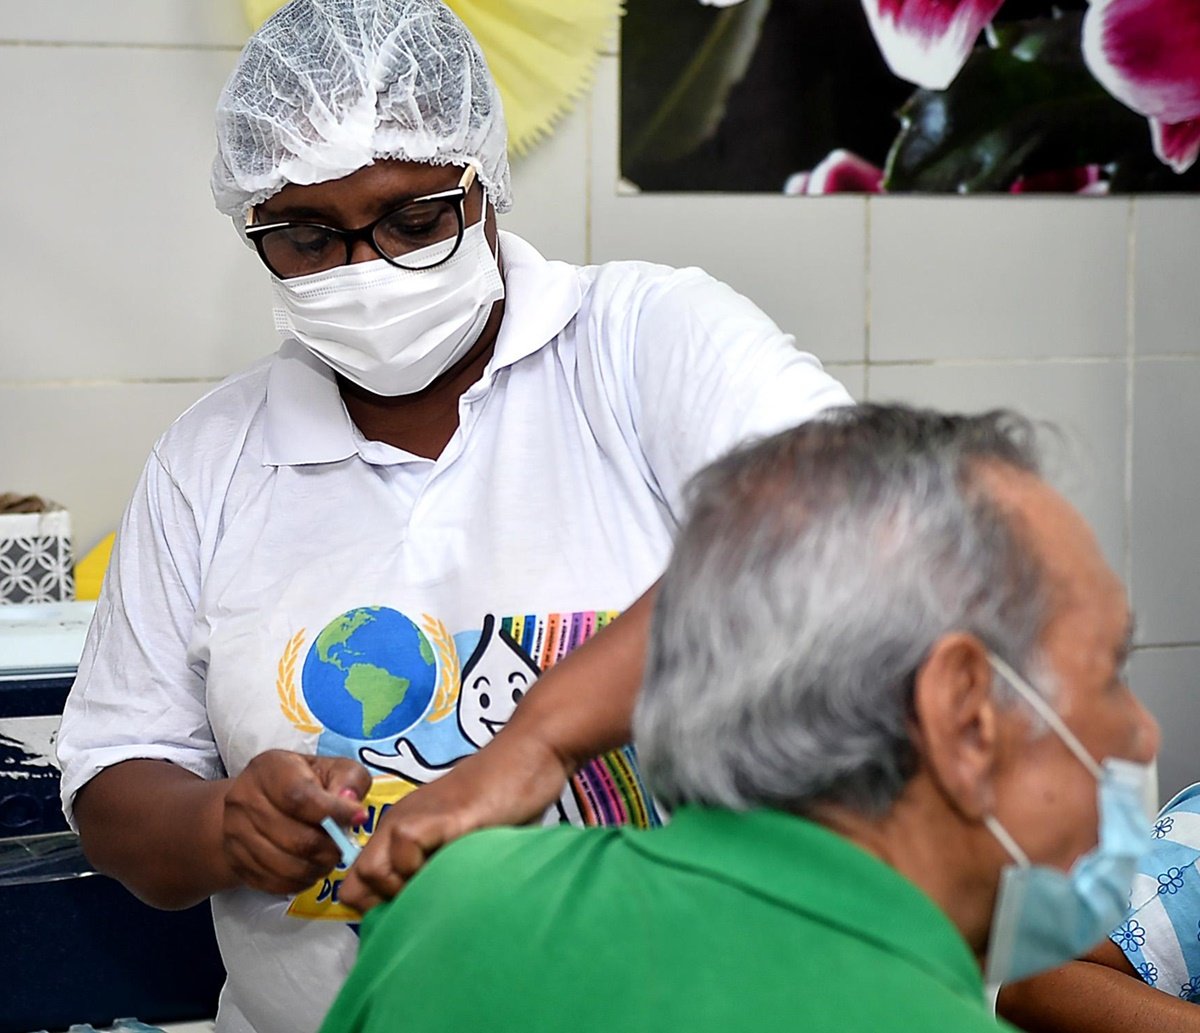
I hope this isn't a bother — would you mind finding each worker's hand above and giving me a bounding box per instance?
[222,749,372,896]
[339,732,569,912]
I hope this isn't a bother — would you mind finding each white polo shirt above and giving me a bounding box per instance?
[57,232,852,1033]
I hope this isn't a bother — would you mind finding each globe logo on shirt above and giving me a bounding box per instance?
[301,607,438,740]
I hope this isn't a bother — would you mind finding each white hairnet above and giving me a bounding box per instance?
[211,0,512,219]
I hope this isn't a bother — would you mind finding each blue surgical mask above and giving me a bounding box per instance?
[982,654,1153,988]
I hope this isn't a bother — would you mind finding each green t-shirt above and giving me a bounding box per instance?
[322,807,1012,1033]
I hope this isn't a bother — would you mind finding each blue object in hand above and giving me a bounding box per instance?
[321,816,362,868]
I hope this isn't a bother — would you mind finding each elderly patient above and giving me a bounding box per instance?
[319,404,1159,1033]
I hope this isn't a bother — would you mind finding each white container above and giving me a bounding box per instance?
[0,509,74,605]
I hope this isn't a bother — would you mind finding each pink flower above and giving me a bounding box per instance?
[1083,0,1200,172]
[1008,165,1110,194]
[784,150,885,194]
[861,0,1006,90]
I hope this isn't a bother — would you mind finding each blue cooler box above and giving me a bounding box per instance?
[1,605,225,1033]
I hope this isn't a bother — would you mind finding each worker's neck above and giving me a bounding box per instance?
[338,300,504,458]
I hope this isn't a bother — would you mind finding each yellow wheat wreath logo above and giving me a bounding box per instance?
[276,617,461,735]
[422,614,461,722]
[277,628,321,733]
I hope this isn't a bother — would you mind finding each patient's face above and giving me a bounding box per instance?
[985,467,1159,873]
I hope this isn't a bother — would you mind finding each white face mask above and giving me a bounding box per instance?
[270,220,505,397]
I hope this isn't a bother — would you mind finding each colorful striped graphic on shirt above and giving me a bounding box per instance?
[571,745,661,828]
[500,609,618,670]
[500,610,662,829]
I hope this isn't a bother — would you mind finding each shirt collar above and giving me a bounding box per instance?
[263,338,358,467]
[262,231,583,467]
[625,806,984,1002]
[486,230,582,375]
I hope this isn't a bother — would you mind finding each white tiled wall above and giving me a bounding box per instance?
[868,360,1128,571]
[588,58,868,364]
[0,0,247,45]
[0,45,272,383]
[1131,648,1200,810]
[1,11,1197,795]
[0,381,217,539]
[869,198,1130,361]
[1134,200,1200,357]
[1131,360,1200,647]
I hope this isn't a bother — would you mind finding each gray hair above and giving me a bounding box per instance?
[634,404,1052,818]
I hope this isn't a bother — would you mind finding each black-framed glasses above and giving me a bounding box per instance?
[246,164,478,279]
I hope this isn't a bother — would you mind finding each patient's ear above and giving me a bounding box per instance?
[910,633,1002,821]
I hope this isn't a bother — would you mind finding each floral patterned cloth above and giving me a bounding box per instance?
[1111,782,1200,1000]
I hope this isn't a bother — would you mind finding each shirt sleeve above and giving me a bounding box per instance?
[1109,783,1200,998]
[625,265,854,515]
[56,447,222,829]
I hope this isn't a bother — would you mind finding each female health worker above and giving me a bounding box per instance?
[56,1,852,1031]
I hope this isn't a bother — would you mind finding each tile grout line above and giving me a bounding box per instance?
[1123,196,1137,596]
[862,197,872,400]
[864,355,1131,368]
[0,38,241,52]
[0,378,222,389]
[583,55,598,266]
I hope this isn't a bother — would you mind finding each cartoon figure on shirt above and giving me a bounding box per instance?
[283,607,647,920]
[360,614,582,824]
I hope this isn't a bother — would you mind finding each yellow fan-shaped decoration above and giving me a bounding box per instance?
[242,0,621,156]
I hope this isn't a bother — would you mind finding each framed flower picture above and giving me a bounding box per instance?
[619,0,1200,194]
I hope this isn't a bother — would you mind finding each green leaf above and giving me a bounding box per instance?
[885,13,1147,193]
[622,0,772,171]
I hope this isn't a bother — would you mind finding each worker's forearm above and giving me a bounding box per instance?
[501,583,657,773]
[998,957,1200,1033]
[73,759,238,910]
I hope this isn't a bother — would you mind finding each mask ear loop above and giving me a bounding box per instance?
[984,813,1032,867]
[988,655,1104,781]
[984,653,1103,867]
